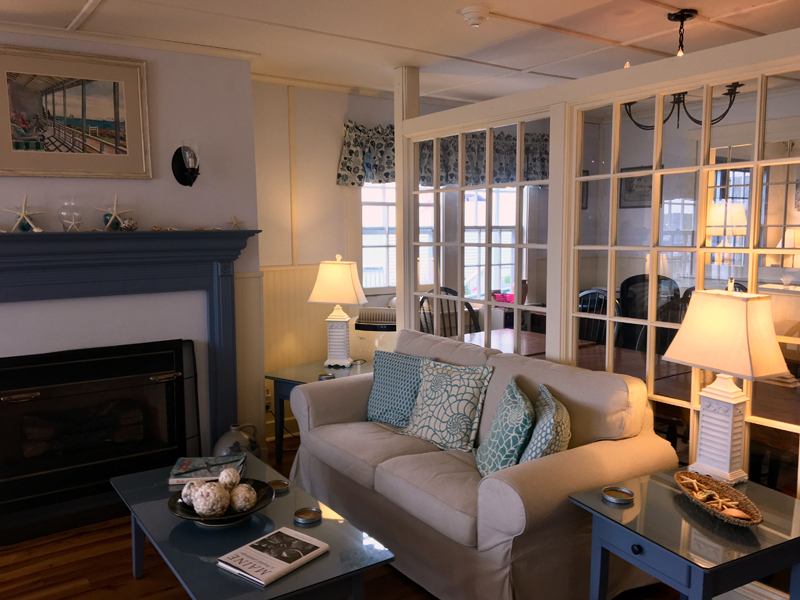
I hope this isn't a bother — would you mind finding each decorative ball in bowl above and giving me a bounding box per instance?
[168,478,275,526]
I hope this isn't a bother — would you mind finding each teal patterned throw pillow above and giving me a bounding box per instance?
[474,377,536,477]
[366,351,430,429]
[402,361,493,452]
[519,384,571,463]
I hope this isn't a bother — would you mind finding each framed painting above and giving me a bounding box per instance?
[0,45,151,178]
[618,166,653,209]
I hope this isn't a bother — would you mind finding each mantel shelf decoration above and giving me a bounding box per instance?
[95,194,133,231]
[3,195,44,232]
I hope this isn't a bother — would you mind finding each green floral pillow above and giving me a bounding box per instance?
[519,384,571,463]
[474,377,536,477]
[402,361,493,452]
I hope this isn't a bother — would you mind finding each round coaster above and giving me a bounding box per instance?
[294,507,322,525]
[268,479,290,496]
[602,486,635,505]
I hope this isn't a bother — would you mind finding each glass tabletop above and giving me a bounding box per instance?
[111,454,393,599]
[264,360,373,385]
[570,470,800,570]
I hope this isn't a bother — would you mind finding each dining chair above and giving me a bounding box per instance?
[618,274,680,350]
[419,287,481,337]
[577,289,618,345]
[682,281,747,301]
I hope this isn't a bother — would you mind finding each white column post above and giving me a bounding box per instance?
[394,66,420,333]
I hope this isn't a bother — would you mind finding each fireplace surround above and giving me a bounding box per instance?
[0,230,258,444]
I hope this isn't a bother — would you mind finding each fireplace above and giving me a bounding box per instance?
[0,340,199,544]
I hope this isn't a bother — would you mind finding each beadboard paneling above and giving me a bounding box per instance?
[262,264,332,440]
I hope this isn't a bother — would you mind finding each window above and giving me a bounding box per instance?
[573,71,800,532]
[411,121,551,355]
[360,183,396,290]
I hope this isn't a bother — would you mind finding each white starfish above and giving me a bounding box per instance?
[65,213,83,232]
[2,195,44,232]
[228,215,242,230]
[95,194,133,230]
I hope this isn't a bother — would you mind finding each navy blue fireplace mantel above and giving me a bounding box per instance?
[0,230,259,444]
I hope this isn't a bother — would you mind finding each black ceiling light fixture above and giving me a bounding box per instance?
[669,8,697,57]
[622,8,744,131]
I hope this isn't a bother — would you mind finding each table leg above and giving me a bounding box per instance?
[131,514,144,579]
[590,535,609,600]
[274,383,286,464]
[347,573,365,600]
[790,562,800,599]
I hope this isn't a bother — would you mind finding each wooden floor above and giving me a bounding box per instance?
[0,436,675,600]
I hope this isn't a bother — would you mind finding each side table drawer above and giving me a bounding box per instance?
[597,520,690,589]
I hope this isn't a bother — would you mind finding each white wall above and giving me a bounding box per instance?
[0,31,259,271]
[0,32,265,449]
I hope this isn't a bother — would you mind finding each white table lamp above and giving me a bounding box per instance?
[663,289,788,483]
[308,254,368,367]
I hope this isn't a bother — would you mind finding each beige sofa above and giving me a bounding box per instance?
[290,330,678,600]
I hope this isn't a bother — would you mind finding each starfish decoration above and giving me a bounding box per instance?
[65,213,83,232]
[3,195,45,233]
[95,194,133,231]
[228,215,242,230]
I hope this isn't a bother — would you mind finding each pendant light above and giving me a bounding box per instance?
[668,8,697,57]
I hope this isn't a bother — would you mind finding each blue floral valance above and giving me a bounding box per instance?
[337,120,395,186]
[419,132,549,187]
[336,121,549,187]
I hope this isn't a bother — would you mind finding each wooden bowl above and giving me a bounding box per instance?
[674,471,762,527]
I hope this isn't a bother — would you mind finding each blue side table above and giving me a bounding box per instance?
[265,360,372,464]
[570,470,800,600]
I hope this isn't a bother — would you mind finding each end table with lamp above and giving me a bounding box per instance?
[265,359,373,464]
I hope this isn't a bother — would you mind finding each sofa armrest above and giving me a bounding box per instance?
[476,431,677,552]
[289,373,374,436]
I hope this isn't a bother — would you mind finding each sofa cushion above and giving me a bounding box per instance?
[403,361,493,452]
[394,329,501,367]
[479,354,647,448]
[303,421,440,489]
[519,384,571,463]
[367,350,429,429]
[375,450,482,546]
[474,376,535,477]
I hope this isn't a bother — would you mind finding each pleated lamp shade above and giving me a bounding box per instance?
[706,202,748,238]
[308,255,368,306]
[663,290,786,380]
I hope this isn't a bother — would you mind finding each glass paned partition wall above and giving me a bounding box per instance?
[574,72,800,508]
[413,119,550,356]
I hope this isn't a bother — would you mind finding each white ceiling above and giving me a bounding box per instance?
[2,0,800,103]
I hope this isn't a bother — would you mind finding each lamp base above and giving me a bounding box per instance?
[692,373,749,484]
[325,306,354,368]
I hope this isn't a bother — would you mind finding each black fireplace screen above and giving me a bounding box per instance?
[0,340,197,515]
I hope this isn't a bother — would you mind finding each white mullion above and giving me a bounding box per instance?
[606,104,621,372]
[515,121,525,354]
[457,133,466,341]
[432,138,441,337]
[485,127,495,350]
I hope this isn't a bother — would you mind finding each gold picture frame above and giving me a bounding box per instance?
[1,44,151,179]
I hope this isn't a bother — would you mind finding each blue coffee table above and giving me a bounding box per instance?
[111,453,393,600]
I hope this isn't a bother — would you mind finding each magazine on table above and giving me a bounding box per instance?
[168,455,246,485]
[217,527,329,586]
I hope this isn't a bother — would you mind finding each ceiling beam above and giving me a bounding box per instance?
[66,0,104,32]
[488,11,673,58]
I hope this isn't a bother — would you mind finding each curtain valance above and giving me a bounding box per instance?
[337,120,395,186]
[336,121,549,187]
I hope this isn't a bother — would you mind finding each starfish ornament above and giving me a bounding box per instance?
[228,215,242,230]
[65,213,83,232]
[95,194,134,231]
[2,196,45,232]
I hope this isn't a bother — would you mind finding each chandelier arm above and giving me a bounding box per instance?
[680,102,704,126]
[623,102,654,131]
[710,95,737,125]
[662,100,677,125]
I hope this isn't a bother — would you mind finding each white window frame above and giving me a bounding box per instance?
[347,182,396,296]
